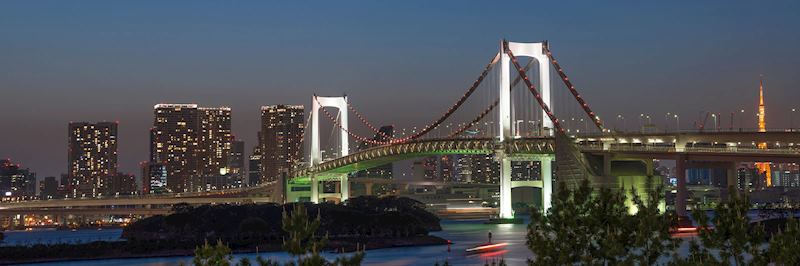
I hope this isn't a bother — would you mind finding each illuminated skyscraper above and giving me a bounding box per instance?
[152,104,234,192]
[152,104,200,192]
[260,105,305,182]
[0,159,37,201]
[67,122,118,197]
[199,107,232,177]
[140,161,168,194]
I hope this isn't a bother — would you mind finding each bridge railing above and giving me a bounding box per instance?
[1,184,272,205]
[578,143,800,155]
[575,128,800,138]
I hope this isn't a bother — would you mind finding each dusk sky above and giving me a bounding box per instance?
[2,1,799,178]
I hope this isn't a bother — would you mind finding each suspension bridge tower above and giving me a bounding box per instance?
[497,40,554,219]
[309,95,350,203]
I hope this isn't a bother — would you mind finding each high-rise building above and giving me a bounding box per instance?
[152,104,200,193]
[511,161,541,181]
[103,173,137,196]
[141,161,168,194]
[248,144,263,186]
[198,107,232,177]
[0,159,37,201]
[68,122,118,197]
[260,105,305,182]
[39,176,61,199]
[228,139,246,185]
[467,154,499,184]
[151,104,235,192]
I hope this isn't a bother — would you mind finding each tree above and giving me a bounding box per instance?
[527,178,679,265]
[628,178,682,265]
[239,217,270,233]
[282,203,364,266]
[763,217,800,265]
[192,239,233,266]
[528,179,629,265]
[673,188,765,266]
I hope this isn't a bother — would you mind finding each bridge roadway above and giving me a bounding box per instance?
[0,207,171,216]
[295,131,800,180]
[292,137,556,180]
[0,196,271,209]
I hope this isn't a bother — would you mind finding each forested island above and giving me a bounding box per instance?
[0,196,447,264]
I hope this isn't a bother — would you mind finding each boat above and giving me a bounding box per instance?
[465,242,509,254]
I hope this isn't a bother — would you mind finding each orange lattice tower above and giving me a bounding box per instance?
[756,76,771,187]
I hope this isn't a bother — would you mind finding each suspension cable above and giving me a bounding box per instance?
[448,100,499,138]
[543,43,605,132]
[447,60,536,138]
[391,52,501,143]
[345,101,393,140]
[505,41,565,133]
[314,96,388,145]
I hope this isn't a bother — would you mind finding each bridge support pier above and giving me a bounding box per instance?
[541,157,553,212]
[675,155,688,217]
[498,153,513,219]
[365,183,374,196]
[726,161,739,199]
[498,153,554,219]
[310,175,319,203]
[340,174,349,202]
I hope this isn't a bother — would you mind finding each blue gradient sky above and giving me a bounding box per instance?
[1,1,799,178]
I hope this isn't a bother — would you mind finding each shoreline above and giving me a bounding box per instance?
[1,235,449,265]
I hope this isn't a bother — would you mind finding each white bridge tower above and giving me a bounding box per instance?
[497,41,554,219]
[309,95,350,203]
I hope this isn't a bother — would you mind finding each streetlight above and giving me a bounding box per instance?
[792,108,797,132]
[674,114,679,132]
[617,114,625,132]
[739,109,745,131]
[514,120,524,138]
[581,118,587,133]
[665,112,672,132]
[639,114,645,132]
[711,113,718,132]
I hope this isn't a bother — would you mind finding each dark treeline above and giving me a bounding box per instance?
[0,196,445,264]
[124,196,441,243]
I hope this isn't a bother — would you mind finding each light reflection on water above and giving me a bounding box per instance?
[14,219,533,266]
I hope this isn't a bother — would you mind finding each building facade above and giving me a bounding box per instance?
[228,139,246,186]
[141,161,168,194]
[260,105,305,182]
[198,107,232,177]
[248,144,263,186]
[0,159,37,201]
[67,122,118,197]
[103,173,137,196]
[39,176,62,199]
[151,104,234,192]
[152,104,200,193]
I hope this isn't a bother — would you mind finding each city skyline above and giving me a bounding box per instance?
[2,1,800,178]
